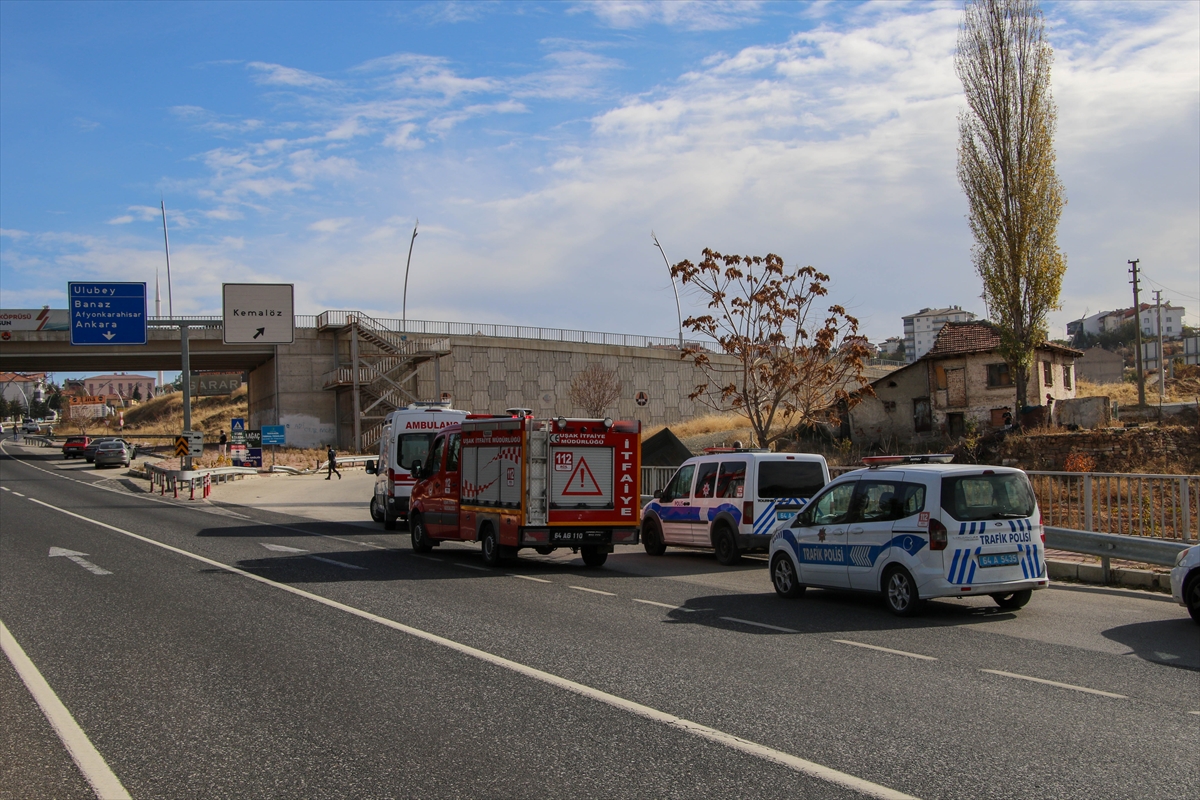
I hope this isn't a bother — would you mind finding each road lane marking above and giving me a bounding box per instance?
[509,574,552,583]
[410,555,440,562]
[1189,711,1200,716]
[833,640,937,661]
[721,617,798,634]
[1,619,132,800]
[26,497,919,800]
[48,548,112,576]
[979,669,1127,699]
[12,492,25,497]
[260,543,308,553]
[0,486,9,491]
[633,599,696,612]
[308,555,366,570]
[455,562,490,572]
[569,585,616,596]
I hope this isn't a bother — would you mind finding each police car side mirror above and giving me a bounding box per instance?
[653,489,663,499]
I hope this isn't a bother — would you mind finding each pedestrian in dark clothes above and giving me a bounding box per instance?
[326,445,341,479]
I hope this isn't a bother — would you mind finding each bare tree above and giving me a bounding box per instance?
[672,249,871,449]
[569,363,622,418]
[956,0,1067,411]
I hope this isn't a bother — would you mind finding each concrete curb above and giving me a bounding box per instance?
[1047,559,1172,593]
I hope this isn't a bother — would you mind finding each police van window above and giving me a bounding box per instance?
[805,482,857,526]
[941,473,1035,521]
[716,461,747,498]
[446,433,461,472]
[399,433,436,471]
[694,462,718,499]
[856,480,926,522]
[758,461,825,499]
[663,464,695,500]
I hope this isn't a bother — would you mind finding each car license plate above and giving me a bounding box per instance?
[979,553,1020,567]
[550,530,606,544]
[776,510,797,521]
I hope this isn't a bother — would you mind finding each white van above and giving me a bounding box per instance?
[369,402,469,529]
[641,449,830,565]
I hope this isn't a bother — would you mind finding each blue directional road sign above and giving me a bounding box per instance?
[68,282,147,346]
[262,425,286,446]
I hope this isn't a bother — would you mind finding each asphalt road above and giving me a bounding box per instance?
[2,442,1197,799]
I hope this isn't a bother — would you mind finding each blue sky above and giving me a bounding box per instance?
[2,0,1197,350]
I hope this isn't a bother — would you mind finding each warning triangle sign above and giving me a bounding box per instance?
[561,457,604,496]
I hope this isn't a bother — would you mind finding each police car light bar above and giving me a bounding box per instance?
[862,454,955,467]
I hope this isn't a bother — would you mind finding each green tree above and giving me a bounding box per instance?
[956,0,1066,411]
[672,249,871,449]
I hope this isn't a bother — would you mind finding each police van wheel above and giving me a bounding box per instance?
[713,526,741,566]
[410,516,434,554]
[481,527,503,567]
[642,518,666,556]
[771,555,805,598]
[992,589,1032,610]
[883,567,922,617]
[370,497,385,523]
[580,547,608,568]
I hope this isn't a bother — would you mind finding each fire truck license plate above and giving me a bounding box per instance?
[550,530,606,544]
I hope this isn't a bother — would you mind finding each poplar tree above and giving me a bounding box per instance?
[956,0,1066,411]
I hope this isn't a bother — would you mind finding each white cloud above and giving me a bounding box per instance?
[247,61,338,89]
[308,218,354,234]
[574,0,764,31]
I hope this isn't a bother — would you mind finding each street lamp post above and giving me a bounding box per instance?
[401,219,419,333]
[652,232,684,349]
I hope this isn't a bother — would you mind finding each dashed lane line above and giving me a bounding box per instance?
[833,640,938,661]
[24,497,919,800]
[720,617,798,634]
[979,669,1127,699]
[569,585,616,596]
[509,574,552,583]
[308,555,366,571]
[1,619,131,800]
[12,492,25,497]
[454,562,491,572]
[633,599,697,613]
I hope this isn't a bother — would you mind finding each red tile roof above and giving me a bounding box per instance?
[924,322,1081,358]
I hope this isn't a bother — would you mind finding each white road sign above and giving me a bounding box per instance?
[222,283,294,344]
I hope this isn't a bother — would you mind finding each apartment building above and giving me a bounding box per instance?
[902,306,977,364]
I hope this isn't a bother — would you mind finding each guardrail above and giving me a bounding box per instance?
[1028,471,1197,543]
[319,455,379,472]
[143,462,258,500]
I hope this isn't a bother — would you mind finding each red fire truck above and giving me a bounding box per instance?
[408,414,641,567]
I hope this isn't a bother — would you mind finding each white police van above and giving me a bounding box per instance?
[641,449,830,565]
[768,455,1048,616]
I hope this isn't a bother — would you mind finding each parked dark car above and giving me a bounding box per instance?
[63,436,91,459]
[84,437,125,463]
[93,440,131,469]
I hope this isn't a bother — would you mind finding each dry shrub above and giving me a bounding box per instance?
[1063,452,1096,473]
[642,413,756,442]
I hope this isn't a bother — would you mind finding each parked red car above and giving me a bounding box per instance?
[62,436,90,459]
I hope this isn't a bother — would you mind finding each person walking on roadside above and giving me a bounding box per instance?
[326,445,341,480]
[219,431,227,458]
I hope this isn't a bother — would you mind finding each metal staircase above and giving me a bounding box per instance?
[318,311,451,451]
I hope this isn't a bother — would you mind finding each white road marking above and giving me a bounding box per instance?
[509,574,552,583]
[455,562,490,572]
[720,617,798,634]
[308,555,366,570]
[569,585,616,596]
[259,543,309,553]
[48,547,112,576]
[24,498,919,800]
[0,486,9,491]
[833,640,938,661]
[633,599,696,612]
[410,554,440,562]
[1188,711,1200,716]
[12,492,25,497]
[1,618,132,800]
[980,669,1127,699]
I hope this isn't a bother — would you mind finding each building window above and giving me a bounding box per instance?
[1167,327,1172,333]
[1042,361,1053,387]
[1166,316,1172,322]
[987,363,1012,387]
[1063,364,1072,390]
[883,400,897,412]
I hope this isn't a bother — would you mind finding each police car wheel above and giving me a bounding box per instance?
[642,518,666,556]
[581,547,608,568]
[1183,573,1200,624]
[713,526,741,566]
[410,516,434,554]
[481,527,503,567]
[370,497,385,523]
[771,555,805,598]
[992,589,1032,610]
[883,567,922,617]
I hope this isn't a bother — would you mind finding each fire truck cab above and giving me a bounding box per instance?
[408,414,641,568]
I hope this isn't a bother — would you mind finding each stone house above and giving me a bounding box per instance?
[1075,346,1124,384]
[848,322,1082,448]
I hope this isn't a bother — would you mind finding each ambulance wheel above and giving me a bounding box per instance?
[771,554,805,598]
[534,546,555,555]
[713,526,741,566]
[410,516,433,554]
[370,497,385,523]
[580,547,608,568]
[883,566,923,617]
[992,589,1032,610]
[642,518,666,556]
[480,527,503,567]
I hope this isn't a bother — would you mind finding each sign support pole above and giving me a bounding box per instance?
[181,322,193,471]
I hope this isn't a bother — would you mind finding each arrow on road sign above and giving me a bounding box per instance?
[253,327,265,339]
[49,547,112,576]
[102,331,116,341]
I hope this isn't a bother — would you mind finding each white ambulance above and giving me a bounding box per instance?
[369,402,469,529]
[768,455,1049,616]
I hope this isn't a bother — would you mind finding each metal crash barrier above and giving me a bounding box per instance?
[144,462,257,500]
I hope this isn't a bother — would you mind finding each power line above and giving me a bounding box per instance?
[1138,270,1199,303]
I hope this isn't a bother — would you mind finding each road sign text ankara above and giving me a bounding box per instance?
[222,283,294,344]
[68,282,147,346]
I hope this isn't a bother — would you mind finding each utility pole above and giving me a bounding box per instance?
[1154,290,1165,403]
[1128,259,1145,406]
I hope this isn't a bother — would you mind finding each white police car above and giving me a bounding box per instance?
[642,449,830,565]
[768,455,1048,616]
[1170,544,1200,625]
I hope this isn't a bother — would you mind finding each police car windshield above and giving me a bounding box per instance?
[758,461,826,499]
[941,473,1035,521]
[398,433,435,471]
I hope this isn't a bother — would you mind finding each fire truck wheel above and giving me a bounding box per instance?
[642,518,666,556]
[534,546,555,555]
[410,516,434,554]
[480,527,503,567]
[713,525,741,566]
[580,547,608,568]
[369,497,385,523]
